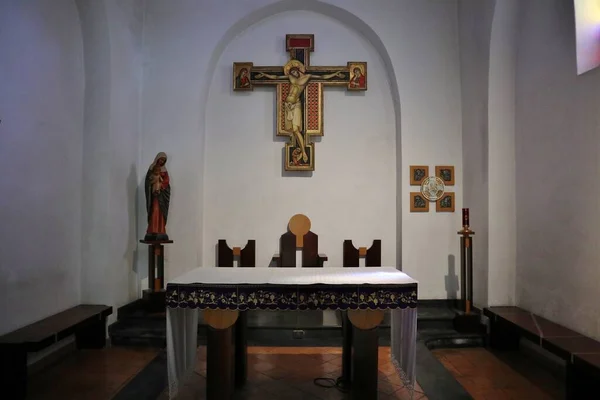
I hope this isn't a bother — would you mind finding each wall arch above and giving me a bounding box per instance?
[198,0,403,267]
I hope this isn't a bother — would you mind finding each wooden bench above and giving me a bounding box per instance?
[0,304,112,399]
[484,306,600,398]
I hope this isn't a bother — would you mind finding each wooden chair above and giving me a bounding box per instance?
[343,239,382,267]
[272,214,328,267]
[341,239,382,387]
[215,239,255,388]
[217,239,256,267]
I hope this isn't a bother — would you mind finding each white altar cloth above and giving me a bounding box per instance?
[166,267,418,398]
[169,266,418,286]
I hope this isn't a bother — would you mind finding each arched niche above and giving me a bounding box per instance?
[199,0,403,269]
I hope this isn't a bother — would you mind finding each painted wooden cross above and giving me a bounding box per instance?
[233,34,367,171]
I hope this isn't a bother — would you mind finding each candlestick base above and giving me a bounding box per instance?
[454,310,481,333]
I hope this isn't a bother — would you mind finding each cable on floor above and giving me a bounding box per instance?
[312,375,427,399]
[312,376,350,392]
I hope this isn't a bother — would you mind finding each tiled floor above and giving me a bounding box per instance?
[432,348,562,399]
[27,346,160,400]
[27,345,563,399]
[162,346,426,400]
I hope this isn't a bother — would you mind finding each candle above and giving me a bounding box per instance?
[462,208,469,226]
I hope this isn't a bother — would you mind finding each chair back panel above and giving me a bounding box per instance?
[279,232,296,267]
[342,239,381,267]
[217,239,256,267]
[302,231,320,267]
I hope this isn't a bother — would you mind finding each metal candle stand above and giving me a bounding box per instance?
[457,208,475,313]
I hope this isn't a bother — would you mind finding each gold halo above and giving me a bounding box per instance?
[284,59,306,76]
[350,64,364,76]
[288,214,311,237]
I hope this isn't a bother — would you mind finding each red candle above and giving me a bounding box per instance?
[462,208,469,226]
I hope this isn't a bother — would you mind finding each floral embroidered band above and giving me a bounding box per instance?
[165,283,417,310]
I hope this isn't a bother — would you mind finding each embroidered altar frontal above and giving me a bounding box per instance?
[165,267,417,310]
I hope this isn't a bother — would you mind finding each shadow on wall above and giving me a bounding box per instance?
[445,254,459,299]
[136,163,148,294]
[127,164,140,299]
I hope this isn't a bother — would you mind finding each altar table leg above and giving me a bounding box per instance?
[204,310,239,400]
[207,326,235,400]
[341,311,353,388]
[347,309,384,400]
[351,327,379,399]
[234,311,248,387]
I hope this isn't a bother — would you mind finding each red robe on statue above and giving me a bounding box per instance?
[147,171,169,235]
[144,152,171,241]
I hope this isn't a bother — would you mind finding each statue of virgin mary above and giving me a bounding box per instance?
[144,152,170,241]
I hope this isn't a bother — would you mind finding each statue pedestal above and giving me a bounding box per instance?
[142,289,166,313]
[139,239,173,312]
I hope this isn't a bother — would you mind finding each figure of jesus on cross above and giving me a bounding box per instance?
[233,34,368,171]
[255,59,345,163]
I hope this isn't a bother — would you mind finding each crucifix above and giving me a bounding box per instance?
[233,34,368,171]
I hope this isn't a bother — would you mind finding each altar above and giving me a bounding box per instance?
[165,267,418,400]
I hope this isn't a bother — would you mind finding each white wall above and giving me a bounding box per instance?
[78,0,144,323]
[141,0,463,298]
[516,0,600,339]
[487,0,518,306]
[203,12,396,269]
[0,0,84,334]
[457,0,495,308]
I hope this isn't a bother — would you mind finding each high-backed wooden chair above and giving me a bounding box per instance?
[217,239,256,267]
[272,214,328,267]
[343,240,382,267]
[215,239,255,388]
[341,239,382,387]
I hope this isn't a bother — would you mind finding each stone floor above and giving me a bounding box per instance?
[27,345,562,399]
[157,346,426,400]
[27,346,159,400]
[432,348,563,399]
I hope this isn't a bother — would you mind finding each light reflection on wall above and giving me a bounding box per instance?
[575,0,600,74]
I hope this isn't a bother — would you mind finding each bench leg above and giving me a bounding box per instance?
[75,317,107,349]
[488,318,519,351]
[1,347,27,400]
[566,363,599,399]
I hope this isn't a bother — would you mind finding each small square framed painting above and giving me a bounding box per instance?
[410,192,429,212]
[436,192,455,212]
[410,165,429,185]
[435,166,455,185]
[233,62,253,91]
